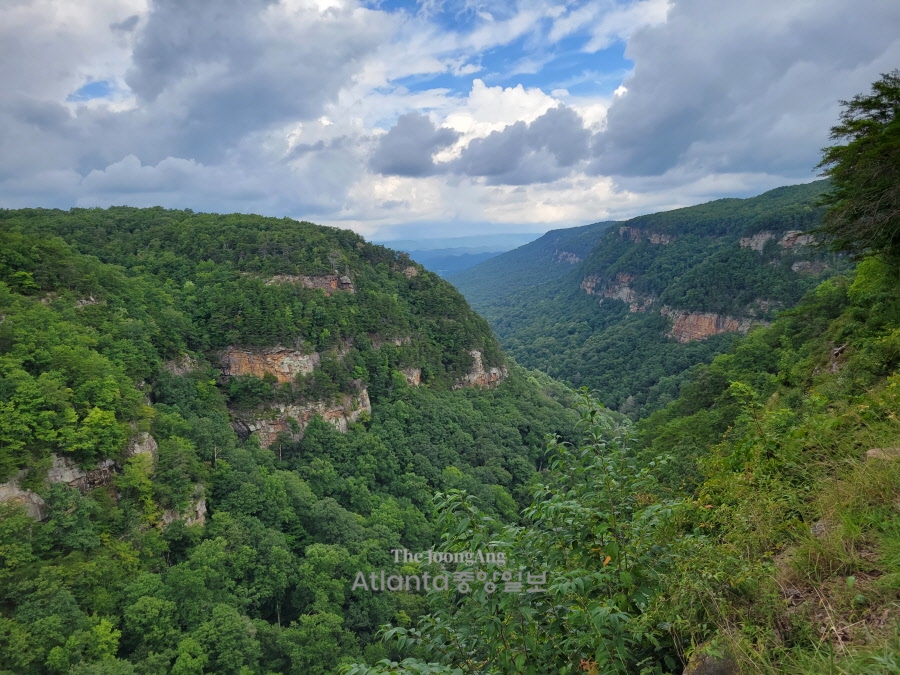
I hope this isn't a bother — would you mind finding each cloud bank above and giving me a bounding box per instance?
[1,0,898,238]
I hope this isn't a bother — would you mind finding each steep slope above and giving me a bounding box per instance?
[346,251,900,675]
[451,181,849,416]
[0,208,579,674]
[448,220,617,308]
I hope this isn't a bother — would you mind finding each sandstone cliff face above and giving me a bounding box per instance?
[0,432,161,521]
[401,367,421,386]
[162,484,207,527]
[555,250,583,264]
[264,274,355,294]
[739,231,776,251]
[452,350,508,390]
[619,227,673,245]
[779,230,815,248]
[235,390,372,448]
[582,273,654,313]
[739,230,815,252]
[221,346,321,384]
[0,472,45,520]
[660,306,759,343]
[164,354,199,376]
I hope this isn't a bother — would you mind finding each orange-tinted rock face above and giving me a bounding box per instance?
[240,389,372,448]
[453,350,508,390]
[660,306,758,343]
[221,347,320,384]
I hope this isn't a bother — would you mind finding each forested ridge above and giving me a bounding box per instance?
[0,208,581,674]
[451,181,851,417]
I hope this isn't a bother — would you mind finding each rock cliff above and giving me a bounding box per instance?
[221,346,321,384]
[660,306,760,343]
[402,367,422,386]
[739,231,776,251]
[0,432,205,525]
[582,273,655,313]
[234,390,372,448]
[740,230,815,252]
[264,274,355,294]
[779,230,815,248]
[619,227,674,245]
[452,350,508,389]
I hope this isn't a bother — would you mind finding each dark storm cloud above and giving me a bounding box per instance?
[451,105,592,184]
[369,113,460,176]
[590,0,900,179]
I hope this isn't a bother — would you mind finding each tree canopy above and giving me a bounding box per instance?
[817,70,900,259]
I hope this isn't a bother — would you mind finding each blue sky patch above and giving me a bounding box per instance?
[67,80,113,102]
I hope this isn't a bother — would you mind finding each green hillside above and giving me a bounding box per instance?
[344,73,900,675]
[451,181,850,416]
[0,208,581,674]
[448,220,617,308]
[348,238,900,675]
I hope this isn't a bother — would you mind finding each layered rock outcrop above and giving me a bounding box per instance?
[452,350,508,390]
[264,274,355,294]
[402,367,422,386]
[779,230,815,248]
[619,227,673,245]
[162,485,207,527]
[234,390,372,448]
[0,432,166,522]
[660,306,759,343]
[739,231,776,251]
[740,230,815,252]
[582,273,654,313]
[221,346,320,384]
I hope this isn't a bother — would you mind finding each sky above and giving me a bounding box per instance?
[1,0,898,241]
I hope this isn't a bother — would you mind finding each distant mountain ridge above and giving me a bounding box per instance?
[450,181,850,416]
[448,220,618,305]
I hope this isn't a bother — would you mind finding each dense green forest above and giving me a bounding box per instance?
[451,181,850,416]
[0,209,582,674]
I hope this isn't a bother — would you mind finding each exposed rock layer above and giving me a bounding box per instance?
[619,227,673,245]
[221,346,320,384]
[582,273,654,313]
[0,433,173,522]
[238,390,372,448]
[264,274,355,294]
[661,306,758,343]
[452,350,508,389]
